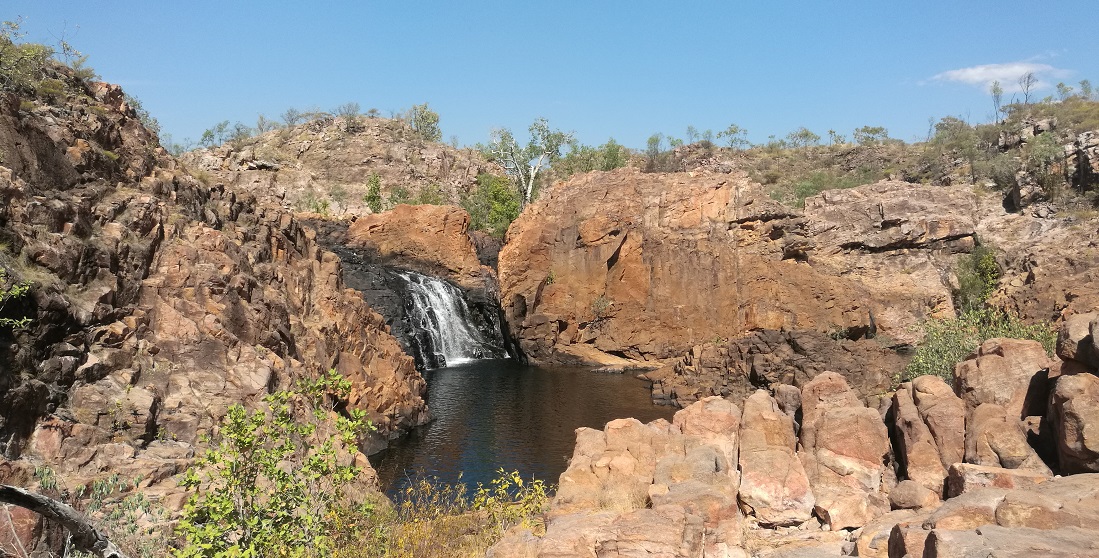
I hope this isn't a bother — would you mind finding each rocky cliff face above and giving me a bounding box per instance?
[498,166,1099,405]
[0,75,427,517]
[498,168,905,367]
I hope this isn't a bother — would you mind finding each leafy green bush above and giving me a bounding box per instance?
[853,126,890,145]
[385,186,411,209]
[901,308,1056,383]
[553,138,630,179]
[461,174,521,238]
[0,20,54,94]
[364,173,383,213]
[175,369,374,557]
[405,103,441,142]
[1026,131,1067,199]
[953,244,1000,313]
[0,268,31,329]
[299,190,331,215]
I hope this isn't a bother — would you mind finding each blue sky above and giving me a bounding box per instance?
[6,1,1097,150]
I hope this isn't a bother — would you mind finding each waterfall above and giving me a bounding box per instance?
[398,271,508,368]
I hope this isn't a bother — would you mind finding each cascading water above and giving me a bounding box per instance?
[398,271,508,368]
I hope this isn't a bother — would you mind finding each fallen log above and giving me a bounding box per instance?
[0,484,128,558]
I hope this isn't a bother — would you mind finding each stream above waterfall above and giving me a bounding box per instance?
[370,358,675,496]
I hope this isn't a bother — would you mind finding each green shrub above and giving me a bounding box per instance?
[901,308,1056,383]
[0,268,31,328]
[385,186,411,209]
[591,295,612,319]
[461,174,521,238]
[0,20,53,94]
[364,173,383,213]
[784,169,879,208]
[175,369,374,557]
[405,103,441,142]
[554,138,630,179]
[953,244,1000,312]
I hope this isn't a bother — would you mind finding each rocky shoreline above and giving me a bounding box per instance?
[489,317,1099,557]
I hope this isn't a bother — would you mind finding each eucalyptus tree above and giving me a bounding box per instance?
[488,118,573,207]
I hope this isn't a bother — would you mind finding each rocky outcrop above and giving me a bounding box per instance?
[953,338,1053,420]
[981,197,1099,323]
[647,329,908,407]
[345,204,489,290]
[498,171,961,370]
[0,74,427,546]
[526,397,745,557]
[180,115,502,216]
[888,474,1099,556]
[500,163,1099,410]
[738,390,815,526]
[493,328,1099,557]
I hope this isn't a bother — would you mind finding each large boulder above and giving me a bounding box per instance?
[965,403,1051,473]
[953,338,1053,420]
[554,418,682,515]
[889,480,941,511]
[1056,312,1099,371]
[945,463,1050,498]
[669,395,741,475]
[1049,372,1099,473]
[738,390,815,526]
[798,373,891,529]
[911,375,967,470]
[892,387,947,494]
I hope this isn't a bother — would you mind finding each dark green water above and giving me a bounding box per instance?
[369,358,675,496]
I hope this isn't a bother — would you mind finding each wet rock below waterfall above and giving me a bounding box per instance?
[335,246,507,369]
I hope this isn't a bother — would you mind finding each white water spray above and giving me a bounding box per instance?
[398,271,506,367]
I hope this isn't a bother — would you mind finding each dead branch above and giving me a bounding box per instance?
[0,484,129,558]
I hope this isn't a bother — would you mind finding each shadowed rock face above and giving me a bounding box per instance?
[0,76,428,530]
[647,329,909,408]
[334,204,514,368]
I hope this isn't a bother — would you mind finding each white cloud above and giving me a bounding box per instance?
[932,61,1072,92]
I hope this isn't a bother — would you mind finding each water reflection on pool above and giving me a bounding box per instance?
[370,359,676,496]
